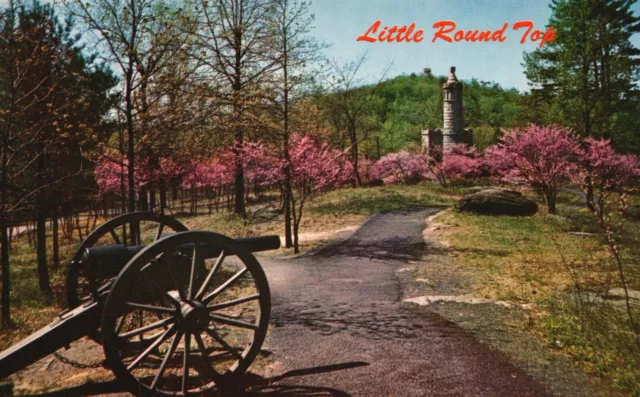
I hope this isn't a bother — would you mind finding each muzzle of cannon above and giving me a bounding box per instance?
[0,212,280,396]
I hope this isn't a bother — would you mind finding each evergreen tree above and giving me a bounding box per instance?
[523,0,640,152]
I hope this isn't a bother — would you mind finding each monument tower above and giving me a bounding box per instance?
[422,66,473,153]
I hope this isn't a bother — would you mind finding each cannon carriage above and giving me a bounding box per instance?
[0,212,280,396]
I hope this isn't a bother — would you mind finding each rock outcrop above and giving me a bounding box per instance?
[456,189,538,216]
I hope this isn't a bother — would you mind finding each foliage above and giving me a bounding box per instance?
[372,151,426,185]
[485,124,582,214]
[573,137,640,347]
[522,0,640,153]
[372,143,484,187]
[441,143,485,181]
[0,0,115,322]
[576,138,640,208]
[322,73,526,158]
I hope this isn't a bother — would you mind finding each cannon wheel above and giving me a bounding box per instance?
[101,231,271,396]
[67,212,189,309]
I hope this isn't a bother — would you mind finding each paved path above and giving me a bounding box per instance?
[259,208,552,397]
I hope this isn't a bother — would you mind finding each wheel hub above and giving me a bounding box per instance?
[177,299,209,333]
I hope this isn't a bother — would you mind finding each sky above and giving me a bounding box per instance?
[2,0,639,92]
[308,0,640,92]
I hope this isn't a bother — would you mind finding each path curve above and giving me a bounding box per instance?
[259,207,552,397]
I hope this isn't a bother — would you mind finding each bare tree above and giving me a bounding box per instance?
[270,0,325,247]
[195,0,279,215]
[67,0,189,217]
[325,53,390,186]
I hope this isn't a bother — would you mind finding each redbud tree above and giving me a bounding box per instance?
[575,138,640,218]
[485,124,581,214]
[372,151,426,185]
[288,134,352,253]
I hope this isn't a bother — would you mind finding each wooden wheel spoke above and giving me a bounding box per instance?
[202,267,248,304]
[150,331,183,390]
[116,313,128,334]
[193,332,221,378]
[132,220,141,246]
[204,328,242,360]
[119,317,174,340]
[121,224,128,247]
[188,242,201,299]
[125,302,175,315]
[154,223,165,242]
[127,326,176,371]
[210,314,258,330]
[182,332,191,393]
[207,294,260,311]
[195,251,225,300]
[109,229,121,245]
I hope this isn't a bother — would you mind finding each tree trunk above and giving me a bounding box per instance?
[149,189,156,212]
[36,206,50,293]
[52,202,59,268]
[547,192,557,215]
[349,127,362,186]
[283,179,293,248]
[292,197,304,254]
[233,73,246,215]
[1,135,10,326]
[585,176,595,212]
[125,62,136,243]
[234,159,245,215]
[159,179,167,213]
[138,185,149,211]
[36,152,50,294]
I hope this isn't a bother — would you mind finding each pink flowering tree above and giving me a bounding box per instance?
[95,154,190,212]
[94,155,151,197]
[441,144,485,182]
[485,124,581,214]
[373,144,484,187]
[288,134,352,253]
[576,138,640,218]
[417,146,447,186]
[372,151,427,185]
[574,141,640,345]
[238,141,282,188]
[357,158,376,183]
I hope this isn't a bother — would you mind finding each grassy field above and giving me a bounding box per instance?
[432,202,640,395]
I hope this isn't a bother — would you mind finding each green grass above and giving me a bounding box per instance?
[435,203,640,396]
[310,184,462,216]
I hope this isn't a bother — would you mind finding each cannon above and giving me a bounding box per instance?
[0,212,280,396]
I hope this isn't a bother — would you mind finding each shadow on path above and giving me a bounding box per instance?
[18,362,367,397]
[310,206,447,262]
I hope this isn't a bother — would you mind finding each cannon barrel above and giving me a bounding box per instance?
[82,234,281,267]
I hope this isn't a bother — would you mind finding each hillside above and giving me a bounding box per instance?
[321,72,526,157]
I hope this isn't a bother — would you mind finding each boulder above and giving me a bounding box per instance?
[623,204,640,220]
[462,186,522,197]
[456,189,538,216]
[365,179,384,187]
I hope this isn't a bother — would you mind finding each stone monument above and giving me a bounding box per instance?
[422,66,473,153]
